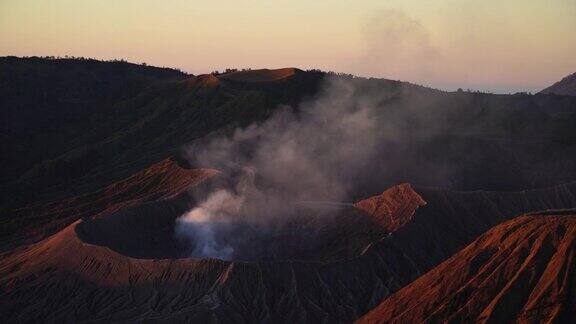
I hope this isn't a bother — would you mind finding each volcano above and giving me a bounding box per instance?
[2,58,576,323]
[3,159,576,322]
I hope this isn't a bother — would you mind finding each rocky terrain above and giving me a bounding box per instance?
[358,211,576,323]
[3,158,576,322]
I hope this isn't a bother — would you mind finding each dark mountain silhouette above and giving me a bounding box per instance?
[3,58,576,242]
[541,72,576,96]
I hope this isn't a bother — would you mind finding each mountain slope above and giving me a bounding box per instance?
[541,72,576,96]
[0,56,186,182]
[1,158,217,249]
[3,161,576,322]
[0,58,326,215]
[3,58,576,216]
[357,212,576,323]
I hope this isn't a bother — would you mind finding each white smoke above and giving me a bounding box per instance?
[174,76,452,260]
[354,9,441,84]
[175,189,243,260]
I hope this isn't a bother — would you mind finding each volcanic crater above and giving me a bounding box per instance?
[75,192,390,262]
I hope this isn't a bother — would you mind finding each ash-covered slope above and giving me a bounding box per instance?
[355,183,426,232]
[541,72,576,96]
[385,183,576,273]
[1,158,217,251]
[357,212,576,323]
[3,165,576,322]
[0,57,186,186]
[0,179,423,323]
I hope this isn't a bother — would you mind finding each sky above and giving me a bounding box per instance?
[1,0,575,93]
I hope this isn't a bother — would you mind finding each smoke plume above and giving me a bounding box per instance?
[175,76,450,261]
[354,9,441,84]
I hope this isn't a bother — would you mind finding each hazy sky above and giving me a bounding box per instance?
[1,0,575,93]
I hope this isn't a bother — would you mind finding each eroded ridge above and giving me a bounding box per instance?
[358,212,576,324]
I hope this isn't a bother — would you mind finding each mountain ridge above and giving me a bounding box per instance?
[357,212,576,323]
[540,72,576,96]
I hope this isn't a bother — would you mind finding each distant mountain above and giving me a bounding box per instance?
[540,72,576,95]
